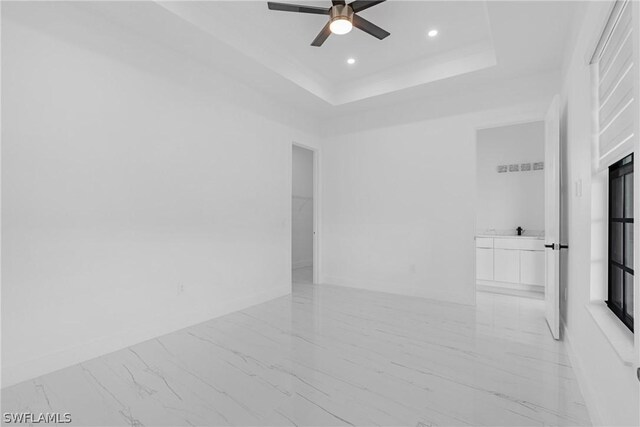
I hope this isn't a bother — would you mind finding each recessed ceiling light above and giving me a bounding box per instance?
[428,29,439,38]
[347,57,356,65]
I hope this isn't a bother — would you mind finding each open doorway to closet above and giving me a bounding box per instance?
[292,145,314,286]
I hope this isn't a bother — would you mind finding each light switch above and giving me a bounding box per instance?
[575,179,582,197]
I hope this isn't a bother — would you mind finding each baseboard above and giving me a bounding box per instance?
[476,284,544,299]
[2,286,290,389]
[292,259,312,269]
[323,276,476,306]
[476,280,545,293]
[562,323,604,427]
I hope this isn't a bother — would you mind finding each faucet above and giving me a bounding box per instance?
[516,226,524,236]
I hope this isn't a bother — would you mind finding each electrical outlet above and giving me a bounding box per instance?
[563,287,568,301]
[178,284,184,295]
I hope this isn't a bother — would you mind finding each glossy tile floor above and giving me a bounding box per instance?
[292,266,313,285]
[1,282,590,426]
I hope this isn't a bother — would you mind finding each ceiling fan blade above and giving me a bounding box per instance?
[267,2,330,15]
[352,14,390,40]
[349,0,386,13]
[332,0,346,5]
[311,22,332,47]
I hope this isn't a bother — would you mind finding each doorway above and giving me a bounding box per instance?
[292,145,314,285]
[473,98,562,340]
[474,120,546,300]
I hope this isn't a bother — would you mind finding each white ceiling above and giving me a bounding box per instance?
[252,1,492,81]
[74,1,581,120]
[159,1,497,104]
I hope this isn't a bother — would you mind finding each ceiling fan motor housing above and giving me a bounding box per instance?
[330,5,354,26]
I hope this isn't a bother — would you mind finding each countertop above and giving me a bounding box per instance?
[476,234,545,240]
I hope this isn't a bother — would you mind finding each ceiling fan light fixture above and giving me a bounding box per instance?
[266,1,390,47]
[329,5,354,35]
[330,17,353,35]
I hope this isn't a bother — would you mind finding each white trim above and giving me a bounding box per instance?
[476,280,544,294]
[563,323,604,427]
[585,301,635,366]
[324,276,476,307]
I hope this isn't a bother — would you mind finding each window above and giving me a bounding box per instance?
[592,0,636,332]
[608,154,634,331]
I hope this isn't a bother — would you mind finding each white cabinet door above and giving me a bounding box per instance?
[494,249,519,283]
[520,250,545,286]
[476,248,494,281]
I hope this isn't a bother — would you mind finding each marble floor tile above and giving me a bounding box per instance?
[292,266,313,285]
[1,284,590,426]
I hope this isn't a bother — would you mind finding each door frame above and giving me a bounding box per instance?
[292,141,321,285]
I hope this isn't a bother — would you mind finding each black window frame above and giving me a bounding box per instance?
[607,153,634,332]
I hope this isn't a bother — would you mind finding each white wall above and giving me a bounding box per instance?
[476,121,545,234]
[321,100,554,305]
[559,1,639,425]
[324,71,561,137]
[292,146,313,269]
[1,3,320,387]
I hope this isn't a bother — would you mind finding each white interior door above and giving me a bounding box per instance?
[544,95,561,340]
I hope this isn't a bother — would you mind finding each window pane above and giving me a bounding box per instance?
[610,266,623,311]
[611,222,623,264]
[624,272,634,320]
[608,156,633,328]
[624,172,633,218]
[612,176,624,218]
[624,223,634,268]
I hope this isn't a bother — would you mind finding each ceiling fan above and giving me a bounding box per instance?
[267,0,390,47]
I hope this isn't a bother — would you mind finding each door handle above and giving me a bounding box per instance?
[545,243,569,250]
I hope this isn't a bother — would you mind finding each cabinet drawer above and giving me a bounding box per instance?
[475,237,494,248]
[494,238,544,251]
[517,240,545,251]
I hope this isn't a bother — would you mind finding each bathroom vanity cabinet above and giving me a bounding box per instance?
[475,235,545,291]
